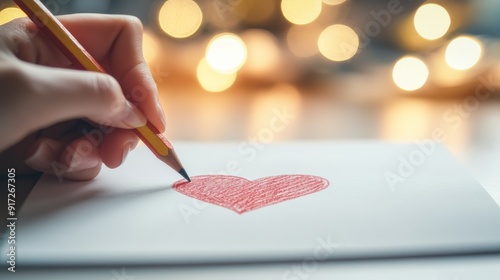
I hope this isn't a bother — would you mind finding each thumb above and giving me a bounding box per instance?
[21,63,147,132]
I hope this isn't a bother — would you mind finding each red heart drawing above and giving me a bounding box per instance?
[173,175,329,214]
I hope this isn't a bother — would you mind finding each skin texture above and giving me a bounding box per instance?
[0,14,167,181]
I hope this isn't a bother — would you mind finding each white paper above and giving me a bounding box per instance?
[4,141,500,266]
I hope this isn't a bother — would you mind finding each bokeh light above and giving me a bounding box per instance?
[414,3,451,40]
[206,33,247,73]
[381,99,434,141]
[445,36,482,70]
[158,0,202,38]
[248,84,302,140]
[0,7,26,25]
[241,29,280,75]
[281,0,322,25]
[322,0,347,5]
[287,22,322,57]
[430,58,469,88]
[142,30,160,65]
[318,24,359,61]
[197,58,237,92]
[392,56,429,91]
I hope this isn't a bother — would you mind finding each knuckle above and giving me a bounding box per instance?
[122,15,143,33]
[0,18,39,56]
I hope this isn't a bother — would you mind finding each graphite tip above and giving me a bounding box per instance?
[179,168,191,182]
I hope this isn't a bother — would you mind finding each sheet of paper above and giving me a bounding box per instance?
[3,141,500,266]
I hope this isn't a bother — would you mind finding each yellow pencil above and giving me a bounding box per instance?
[14,0,191,181]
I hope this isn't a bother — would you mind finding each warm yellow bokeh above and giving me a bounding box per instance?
[414,3,451,40]
[445,36,482,70]
[248,84,302,140]
[281,0,322,25]
[318,24,359,61]
[380,99,434,141]
[392,56,429,91]
[287,23,322,57]
[142,30,160,65]
[206,33,247,73]
[197,58,237,92]
[322,0,347,5]
[0,7,26,25]
[158,0,202,38]
[241,29,280,74]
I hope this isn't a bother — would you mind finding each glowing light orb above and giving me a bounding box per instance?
[206,33,247,73]
[445,36,482,70]
[281,0,322,25]
[0,7,26,25]
[414,4,451,40]
[158,0,202,38]
[197,58,237,92]
[392,56,429,91]
[318,24,359,61]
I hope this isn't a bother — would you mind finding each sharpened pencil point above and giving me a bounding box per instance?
[179,168,191,182]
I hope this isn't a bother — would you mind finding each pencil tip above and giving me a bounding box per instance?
[179,168,191,182]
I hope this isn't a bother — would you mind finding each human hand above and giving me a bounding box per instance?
[0,14,166,180]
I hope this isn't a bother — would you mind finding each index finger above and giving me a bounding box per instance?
[28,14,166,132]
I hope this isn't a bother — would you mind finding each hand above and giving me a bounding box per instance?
[0,14,167,181]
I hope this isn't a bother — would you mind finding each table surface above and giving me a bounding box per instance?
[2,70,500,278]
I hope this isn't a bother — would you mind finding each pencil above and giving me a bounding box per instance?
[14,0,191,182]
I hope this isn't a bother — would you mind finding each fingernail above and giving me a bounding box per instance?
[156,102,167,131]
[123,102,147,128]
[67,143,99,173]
[121,142,133,165]
[25,142,52,170]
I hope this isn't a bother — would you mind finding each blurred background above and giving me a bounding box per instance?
[1,0,500,194]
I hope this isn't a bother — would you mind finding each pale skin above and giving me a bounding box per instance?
[0,14,167,180]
